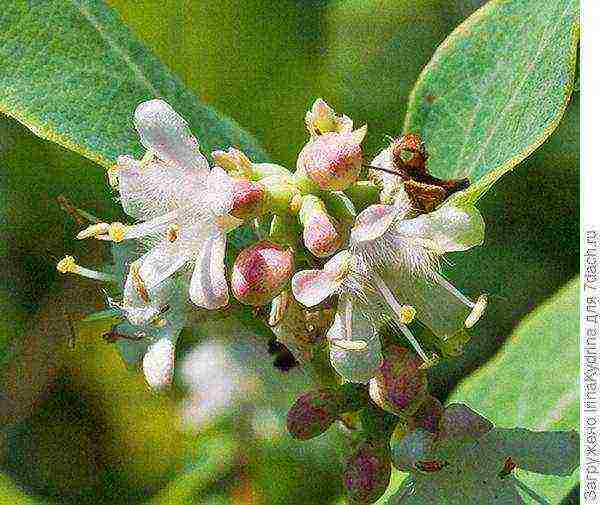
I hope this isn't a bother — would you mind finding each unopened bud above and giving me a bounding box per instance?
[286,388,344,440]
[230,178,266,220]
[408,395,444,434]
[142,337,175,389]
[369,345,427,417]
[297,127,366,191]
[232,241,294,306]
[344,440,391,504]
[299,195,343,257]
[305,98,353,137]
[390,425,435,472]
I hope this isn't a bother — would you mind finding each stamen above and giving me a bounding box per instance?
[465,294,488,329]
[77,222,110,240]
[431,271,475,308]
[373,273,434,365]
[108,222,127,243]
[152,317,167,328]
[130,263,150,303]
[331,339,368,351]
[399,305,416,324]
[56,255,119,283]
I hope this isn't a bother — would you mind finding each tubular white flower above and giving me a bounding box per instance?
[78,100,243,310]
[350,195,487,343]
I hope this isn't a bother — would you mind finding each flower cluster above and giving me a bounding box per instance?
[58,98,488,503]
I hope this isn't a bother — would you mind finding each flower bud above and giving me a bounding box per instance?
[369,345,427,417]
[299,195,343,257]
[286,388,344,440]
[230,178,266,220]
[297,127,366,191]
[142,337,176,389]
[390,425,435,472]
[408,395,444,434]
[212,147,253,177]
[305,98,353,138]
[344,440,391,504]
[231,241,294,306]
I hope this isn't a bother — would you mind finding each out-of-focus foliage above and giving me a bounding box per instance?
[0,0,579,503]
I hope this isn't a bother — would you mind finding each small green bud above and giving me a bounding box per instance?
[389,426,435,472]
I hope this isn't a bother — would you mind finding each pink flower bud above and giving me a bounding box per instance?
[286,388,343,440]
[408,395,444,435]
[230,178,266,220]
[369,345,428,417]
[303,211,343,258]
[231,241,294,306]
[344,441,391,504]
[297,128,366,191]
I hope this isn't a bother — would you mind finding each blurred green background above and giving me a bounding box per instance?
[0,0,578,503]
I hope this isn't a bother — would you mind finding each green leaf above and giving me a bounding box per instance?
[0,0,268,169]
[404,0,579,204]
[449,278,580,502]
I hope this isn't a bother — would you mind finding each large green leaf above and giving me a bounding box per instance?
[0,0,268,169]
[448,278,580,502]
[404,0,579,203]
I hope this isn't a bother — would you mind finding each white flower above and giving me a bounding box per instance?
[78,99,242,310]
[292,193,487,371]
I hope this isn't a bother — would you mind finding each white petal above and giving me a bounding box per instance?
[189,231,229,309]
[137,241,191,290]
[395,204,485,253]
[205,165,234,216]
[327,298,381,383]
[291,269,339,307]
[351,204,397,243]
[134,99,209,176]
[143,337,176,389]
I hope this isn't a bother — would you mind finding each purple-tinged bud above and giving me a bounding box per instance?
[230,178,266,220]
[344,440,392,504]
[408,395,444,435]
[287,388,344,440]
[232,241,294,306]
[369,345,427,417]
[303,211,343,258]
[390,425,435,472]
[297,127,366,191]
[438,403,493,442]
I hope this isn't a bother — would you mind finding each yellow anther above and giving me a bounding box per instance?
[465,294,488,329]
[399,305,416,324]
[106,164,119,187]
[108,222,127,243]
[419,354,440,370]
[77,222,110,240]
[57,255,77,274]
[167,224,179,243]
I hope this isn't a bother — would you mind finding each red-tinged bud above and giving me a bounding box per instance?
[303,211,343,258]
[230,178,266,220]
[438,403,493,442]
[344,440,392,504]
[408,395,444,435]
[297,127,366,191]
[369,345,428,417]
[231,241,294,306]
[287,388,344,440]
